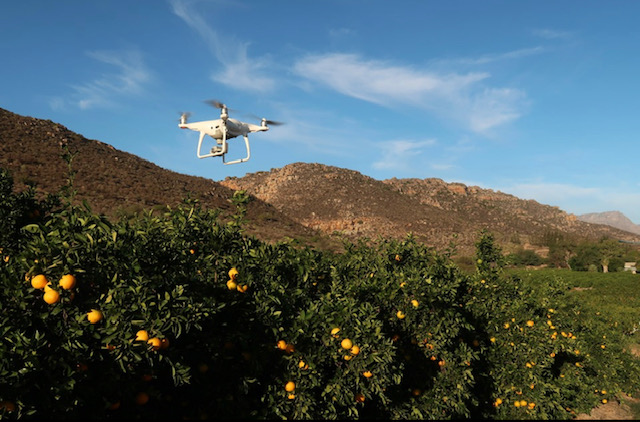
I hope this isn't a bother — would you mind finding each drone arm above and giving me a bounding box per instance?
[223,134,251,165]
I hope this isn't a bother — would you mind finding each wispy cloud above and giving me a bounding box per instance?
[169,0,275,92]
[51,49,151,110]
[532,28,573,40]
[293,53,527,135]
[494,181,640,222]
[372,139,436,171]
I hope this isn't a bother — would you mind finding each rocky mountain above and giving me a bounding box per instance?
[0,107,339,251]
[578,211,640,235]
[221,164,640,255]
[2,107,640,257]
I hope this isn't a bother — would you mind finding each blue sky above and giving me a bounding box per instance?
[2,1,640,223]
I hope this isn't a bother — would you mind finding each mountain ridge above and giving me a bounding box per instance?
[2,106,640,256]
[577,211,640,235]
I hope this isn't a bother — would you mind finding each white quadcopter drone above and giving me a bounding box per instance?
[178,100,283,165]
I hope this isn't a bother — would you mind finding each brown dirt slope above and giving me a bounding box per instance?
[0,107,337,250]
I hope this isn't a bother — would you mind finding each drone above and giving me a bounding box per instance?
[178,100,283,165]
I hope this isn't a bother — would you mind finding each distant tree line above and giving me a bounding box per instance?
[506,230,640,272]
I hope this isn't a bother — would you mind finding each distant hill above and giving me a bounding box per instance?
[578,211,640,235]
[2,106,640,257]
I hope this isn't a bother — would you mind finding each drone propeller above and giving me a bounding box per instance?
[246,113,284,126]
[262,119,285,126]
[204,99,226,109]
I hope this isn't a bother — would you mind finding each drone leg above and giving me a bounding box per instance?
[223,134,251,165]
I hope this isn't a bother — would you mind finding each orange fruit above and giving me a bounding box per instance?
[350,345,360,355]
[355,393,365,403]
[287,393,295,400]
[285,381,295,392]
[135,392,149,405]
[411,299,419,308]
[87,309,103,324]
[396,310,406,319]
[148,337,162,351]
[343,355,353,361]
[135,330,149,341]
[277,340,287,350]
[43,289,60,304]
[363,371,373,378]
[228,267,239,280]
[330,327,340,337]
[31,274,48,290]
[236,284,249,293]
[284,343,295,354]
[58,274,76,290]
[341,338,353,350]
[226,279,237,290]
[526,320,535,327]
[108,401,121,411]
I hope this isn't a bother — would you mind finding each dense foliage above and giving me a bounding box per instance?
[2,166,640,420]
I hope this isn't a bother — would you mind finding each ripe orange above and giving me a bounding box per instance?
[226,279,237,290]
[396,310,406,319]
[287,393,295,400]
[526,320,535,327]
[148,337,162,351]
[355,393,365,403]
[43,289,60,304]
[277,340,287,350]
[135,392,149,405]
[284,343,295,354]
[341,338,353,350]
[350,345,360,355]
[411,299,419,308]
[58,274,76,290]
[363,371,373,378]
[285,381,295,392]
[31,274,48,290]
[135,330,149,342]
[330,327,341,337]
[87,309,103,324]
[236,284,249,293]
[228,267,239,280]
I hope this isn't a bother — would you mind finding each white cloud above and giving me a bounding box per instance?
[293,53,527,135]
[53,49,151,110]
[532,28,573,40]
[170,0,275,92]
[372,139,436,171]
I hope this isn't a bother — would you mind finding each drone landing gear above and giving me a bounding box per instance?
[196,131,250,165]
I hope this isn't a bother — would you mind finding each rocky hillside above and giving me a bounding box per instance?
[3,106,640,257]
[578,211,640,236]
[0,107,338,251]
[221,164,640,255]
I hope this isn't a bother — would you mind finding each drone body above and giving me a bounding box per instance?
[179,100,281,165]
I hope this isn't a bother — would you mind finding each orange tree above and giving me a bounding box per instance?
[2,166,640,420]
